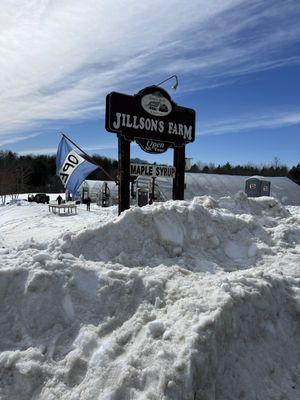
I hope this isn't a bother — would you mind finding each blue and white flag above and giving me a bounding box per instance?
[56,137,98,195]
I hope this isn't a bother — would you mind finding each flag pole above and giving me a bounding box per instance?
[60,132,118,184]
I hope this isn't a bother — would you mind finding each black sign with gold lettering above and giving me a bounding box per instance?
[106,86,195,147]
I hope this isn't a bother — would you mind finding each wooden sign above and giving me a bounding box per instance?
[105,85,196,214]
[106,86,195,146]
[130,163,176,178]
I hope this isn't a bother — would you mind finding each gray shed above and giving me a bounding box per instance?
[245,176,271,197]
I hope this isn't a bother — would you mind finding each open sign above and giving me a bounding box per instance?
[59,150,85,185]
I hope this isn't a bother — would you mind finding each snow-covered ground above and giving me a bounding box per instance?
[0,199,117,248]
[0,194,299,399]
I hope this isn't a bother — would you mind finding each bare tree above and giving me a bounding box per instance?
[273,156,280,169]
[10,163,32,199]
[0,154,32,203]
[0,166,14,204]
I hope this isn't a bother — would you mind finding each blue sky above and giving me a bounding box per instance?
[0,0,299,167]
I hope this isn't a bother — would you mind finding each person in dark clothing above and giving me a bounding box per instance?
[57,195,63,205]
[86,196,91,211]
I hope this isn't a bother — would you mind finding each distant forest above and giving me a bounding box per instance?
[0,150,299,196]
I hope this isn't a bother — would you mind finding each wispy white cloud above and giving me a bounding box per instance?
[0,0,299,145]
[0,132,44,147]
[16,143,118,156]
[201,110,300,135]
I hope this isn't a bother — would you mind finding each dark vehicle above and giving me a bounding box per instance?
[28,193,50,204]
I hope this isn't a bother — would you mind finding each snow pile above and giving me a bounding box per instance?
[60,192,296,272]
[0,196,299,399]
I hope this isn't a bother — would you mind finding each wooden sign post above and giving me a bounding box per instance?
[118,135,131,214]
[106,85,196,214]
[173,146,185,200]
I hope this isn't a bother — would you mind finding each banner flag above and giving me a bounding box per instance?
[56,137,98,194]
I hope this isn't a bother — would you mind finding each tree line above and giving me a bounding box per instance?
[0,151,118,203]
[189,158,300,183]
[0,150,299,203]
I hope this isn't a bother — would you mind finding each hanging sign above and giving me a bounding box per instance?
[136,138,171,154]
[106,86,195,147]
[130,163,176,178]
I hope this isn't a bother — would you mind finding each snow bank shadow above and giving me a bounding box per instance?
[163,275,300,400]
[213,278,300,400]
[0,263,158,399]
[0,265,148,355]
[60,195,294,272]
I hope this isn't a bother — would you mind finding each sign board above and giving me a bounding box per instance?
[105,84,196,214]
[106,86,195,147]
[136,138,171,154]
[130,163,176,178]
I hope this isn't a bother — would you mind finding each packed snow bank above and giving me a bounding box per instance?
[0,254,299,399]
[0,195,299,400]
[61,193,297,272]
